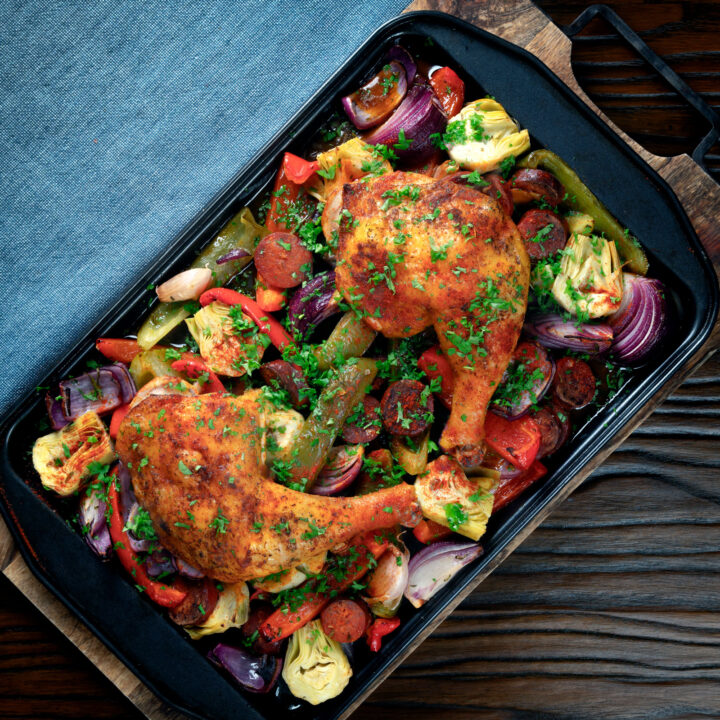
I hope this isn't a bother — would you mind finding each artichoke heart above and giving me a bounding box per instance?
[282,620,352,705]
[552,233,623,319]
[32,411,114,496]
[415,455,496,541]
[185,581,249,640]
[307,137,392,203]
[185,301,267,377]
[446,98,530,173]
[261,406,304,464]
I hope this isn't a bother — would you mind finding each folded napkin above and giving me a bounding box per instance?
[0,0,407,415]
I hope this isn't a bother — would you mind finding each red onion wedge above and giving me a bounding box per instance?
[364,82,447,161]
[79,487,112,559]
[207,644,283,694]
[404,541,483,608]
[286,271,340,340]
[45,395,70,430]
[386,45,417,85]
[608,273,667,364]
[176,557,205,579]
[523,313,613,354]
[57,364,134,421]
[342,61,408,130]
[492,341,555,419]
[310,445,364,496]
[145,549,177,578]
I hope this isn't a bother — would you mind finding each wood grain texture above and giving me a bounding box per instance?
[1,2,719,719]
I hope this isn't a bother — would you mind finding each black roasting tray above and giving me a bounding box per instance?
[1,11,717,720]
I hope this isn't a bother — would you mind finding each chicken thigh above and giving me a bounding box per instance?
[116,391,420,582]
[336,171,530,467]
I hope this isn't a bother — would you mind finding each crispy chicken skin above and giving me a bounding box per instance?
[336,171,530,467]
[116,391,420,582]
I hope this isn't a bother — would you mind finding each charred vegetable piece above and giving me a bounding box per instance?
[241,603,287,656]
[129,348,182,389]
[381,379,434,437]
[33,412,115,496]
[444,98,530,173]
[342,395,382,444]
[552,357,596,409]
[320,598,371,642]
[363,541,410,618]
[364,82,447,161]
[492,460,547,512]
[286,271,340,341]
[282,620,352,705]
[186,301,268,377]
[390,431,429,476]
[208,643,283,694]
[313,312,377,370]
[519,149,649,275]
[429,66,464,117]
[492,341,555,419]
[254,232,313,289]
[285,359,377,491]
[415,455,495,541]
[260,360,310,409]
[185,582,249,639]
[517,208,568,261]
[169,577,219,627]
[342,61,408,130]
[523,313,613,355]
[95,337,142,364]
[404,541,483,609]
[608,273,667,364]
[509,168,564,207]
[484,412,541,470]
[137,207,264,348]
[311,444,365,496]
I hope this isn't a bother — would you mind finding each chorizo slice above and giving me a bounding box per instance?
[168,577,219,627]
[529,405,562,459]
[320,598,371,643]
[254,232,313,288]
[509,168,564,207]
[342,395,382,444]
[517,208,568,261]
[260,360,310,409]
[552,357,596,410]
[381,379,434,437]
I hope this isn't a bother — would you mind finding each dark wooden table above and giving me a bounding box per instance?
[2,1,718,718]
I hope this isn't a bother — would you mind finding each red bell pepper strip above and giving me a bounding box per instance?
[418,346,454,409]
[170,358,225,394]
[199,287,293,352]
[366,617,401,652]
[109,403,131,439]
[429,66,465,117]
[96,337,142,364]
[412,518,453,545]
[492,460,547,512]
[255,271,287,312]
[484,412,541,471]
[266,158,317,234]
[282,152,319,185]
[259,532,389,642]
[107,475,187,608]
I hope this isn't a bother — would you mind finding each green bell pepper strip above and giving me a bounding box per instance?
[284,358,378,491]
[312,312,377,370]
[137,207,265,349]
[518,149,649,275]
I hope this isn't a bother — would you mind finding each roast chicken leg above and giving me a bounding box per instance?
[116,391,420,582]
[335,171,530,467]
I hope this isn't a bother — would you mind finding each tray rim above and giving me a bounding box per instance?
[1,9,718,720]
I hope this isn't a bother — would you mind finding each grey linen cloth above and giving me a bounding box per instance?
[0,0,407,416]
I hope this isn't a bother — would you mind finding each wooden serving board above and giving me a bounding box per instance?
[1,2,718,719]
